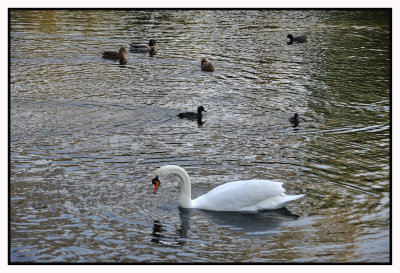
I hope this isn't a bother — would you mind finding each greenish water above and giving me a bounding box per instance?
[10,9,390,263]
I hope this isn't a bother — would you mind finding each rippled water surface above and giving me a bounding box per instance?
[10,9,391,263]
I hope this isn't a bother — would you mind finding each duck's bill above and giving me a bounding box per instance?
[152,176,160,194]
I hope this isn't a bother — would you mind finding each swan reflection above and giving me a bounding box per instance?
[198,208,299,236]
[151,220,164,244]
[151,214,189,247]
[151,208,299,245]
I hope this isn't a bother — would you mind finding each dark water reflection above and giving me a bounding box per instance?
[151,208,299,249]
[10,9,390,263]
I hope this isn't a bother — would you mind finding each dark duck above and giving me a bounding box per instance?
[178,106,206,120]
[287,34,307,45]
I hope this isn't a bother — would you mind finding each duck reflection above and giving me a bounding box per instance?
[151,208,299,245]
[197,116,205,126]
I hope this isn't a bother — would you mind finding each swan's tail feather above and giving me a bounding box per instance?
[254,194,305,210]
[283,194,305,203]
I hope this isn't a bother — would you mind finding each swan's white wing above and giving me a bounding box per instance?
[192,180,287,211]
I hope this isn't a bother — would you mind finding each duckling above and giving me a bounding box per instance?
[102,47,127,64]
[289,113,300,127]
[287,34,307,45]
[178,106,207,120]
[130,39,158,55]
[201,58,216,72]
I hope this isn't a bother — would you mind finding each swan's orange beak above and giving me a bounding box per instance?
[152,176,160,194]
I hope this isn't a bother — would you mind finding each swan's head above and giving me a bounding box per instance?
[152,165,187,194]
[152,175,160,194]
[151,165,169,194]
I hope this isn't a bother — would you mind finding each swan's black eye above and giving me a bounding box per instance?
[152,176,159,185]
[152,176,161,194]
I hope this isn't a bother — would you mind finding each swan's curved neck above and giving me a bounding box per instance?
[162,165,192,208]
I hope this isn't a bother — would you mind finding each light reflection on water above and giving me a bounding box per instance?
[10,9,390,263]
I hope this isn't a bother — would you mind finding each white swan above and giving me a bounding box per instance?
[151,165,305,211]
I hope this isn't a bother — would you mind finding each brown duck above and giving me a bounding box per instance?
[102,47,127,64]
[201,58,215,72]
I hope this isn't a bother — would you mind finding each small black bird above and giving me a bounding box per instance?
[289,113,300,127]
[178,106,206,119]
[287,34,307,45]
